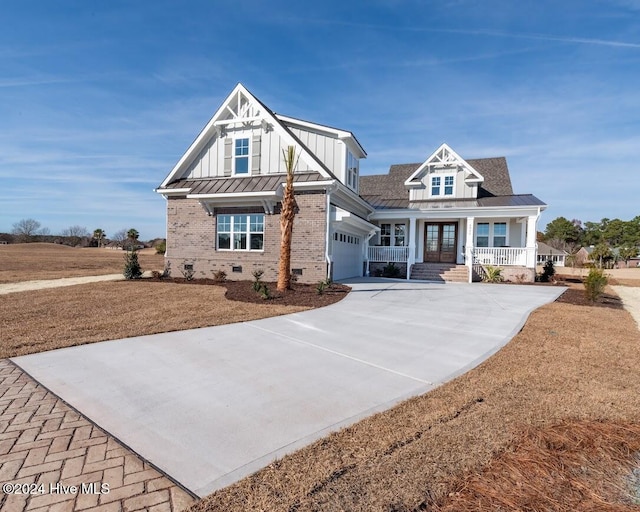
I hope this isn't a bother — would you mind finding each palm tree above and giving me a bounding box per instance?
[277,146,299,292]
[126,228,140,251]
[93,228,105,248]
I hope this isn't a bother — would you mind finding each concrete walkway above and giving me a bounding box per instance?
[12,279,564,498]
[0,275,124,295]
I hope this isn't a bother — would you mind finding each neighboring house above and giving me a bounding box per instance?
[574,246,593,267]
[156,83,546,283]
[536,241,568,267]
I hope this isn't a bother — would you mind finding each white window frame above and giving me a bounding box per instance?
[346,150,359,193]
[233,137,250,176]
[217,214,264,252]
[379,222,407,246]
[430,173,455,197]
[475,221,510,247]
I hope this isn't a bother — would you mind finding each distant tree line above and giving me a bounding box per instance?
[542,215,640,267]
[2,218,164,251]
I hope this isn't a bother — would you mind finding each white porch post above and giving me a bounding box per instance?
[526,213,538,268]
[466,216,475,283]
[407,216,416,280]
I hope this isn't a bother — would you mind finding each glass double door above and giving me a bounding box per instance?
[424,222,457,263]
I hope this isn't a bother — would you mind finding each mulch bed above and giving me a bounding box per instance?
[154,277,351,308]
[553,275,624,309]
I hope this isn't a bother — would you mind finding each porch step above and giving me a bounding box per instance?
[410,263,469,282]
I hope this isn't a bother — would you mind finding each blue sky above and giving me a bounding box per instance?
[1,0,639,240]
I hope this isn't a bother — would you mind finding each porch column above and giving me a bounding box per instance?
[407,217,416,280]
[526,214,538,268]
[466,216,475,283]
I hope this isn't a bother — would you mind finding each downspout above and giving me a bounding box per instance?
[325,186,334,281]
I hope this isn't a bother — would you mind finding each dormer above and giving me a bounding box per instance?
[404,143,484,201]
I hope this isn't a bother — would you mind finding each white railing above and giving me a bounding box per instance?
[368,246,409,262]
[472,247,533,267]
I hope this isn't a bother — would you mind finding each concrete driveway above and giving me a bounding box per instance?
[13,279,564,497]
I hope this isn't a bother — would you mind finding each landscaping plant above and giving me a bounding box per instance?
[539,260,556,282]
[252,270,265,292]
[584,267,608,302]
[382,262,401,278]
[123,248,142,279]
[482,265,503,283]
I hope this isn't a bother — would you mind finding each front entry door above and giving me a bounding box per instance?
[424,223,457,263]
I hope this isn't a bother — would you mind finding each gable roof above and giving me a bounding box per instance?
[537,241,569,255]
[159,83,339,188]
[404,143,484,188]
[360,155,514,207]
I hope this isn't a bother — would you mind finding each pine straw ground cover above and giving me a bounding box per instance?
[0,281,313,358]
[188,283,640,512]
[0,242,165,283]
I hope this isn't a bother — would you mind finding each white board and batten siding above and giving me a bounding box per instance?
[409,168,476,201]
[181,127,315,180]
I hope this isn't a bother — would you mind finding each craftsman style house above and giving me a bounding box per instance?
[156,84,546,283]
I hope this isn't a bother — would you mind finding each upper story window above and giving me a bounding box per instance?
[234,138,249,175]
[430,174,454,197]
[346,150,359,192]
[217,214,264,251]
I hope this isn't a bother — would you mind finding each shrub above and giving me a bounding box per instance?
[162,260,171,278]
[252,270,264,292]
[539,260,556,283]
[180,263,195,281]
[123,249,142,279]
[382,262,401,278]
[483,265,503,283]
[213,270,227,283]
[155,240,166,254]
[259,283,271,300]
[584,267,608,302]
[316,280,327,295]
[151,270,162,279]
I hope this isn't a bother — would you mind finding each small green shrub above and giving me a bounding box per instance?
[584,267,608,302]
[252,270,264,292]
[155,240,166,254]
[259,283,271,300]
[539,260,556,283]
[483,265,503,283]
[316,280,328,295]
[213,270,227,283]
[382,262,401,278]
[123,249,142,279]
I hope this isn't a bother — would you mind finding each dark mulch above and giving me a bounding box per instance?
[554,278,624,309]
[153,277,350,308]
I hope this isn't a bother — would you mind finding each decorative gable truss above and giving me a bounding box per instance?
[404,143,484,199]
[158,84,335,189]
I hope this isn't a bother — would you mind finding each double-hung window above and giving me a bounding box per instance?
[476,223,490,247]
[346,150,359,192]
[234,138,249,175]
[493,222,507,247]
[431,175,454,197]
[475,222,508,247]
[217,214,264,251]
[380,223,406,246]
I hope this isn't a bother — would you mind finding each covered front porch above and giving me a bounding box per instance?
[366,211,540,283]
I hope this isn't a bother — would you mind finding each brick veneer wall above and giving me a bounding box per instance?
[165,191,327,283]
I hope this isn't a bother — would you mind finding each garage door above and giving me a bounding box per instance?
[332,231,363,280]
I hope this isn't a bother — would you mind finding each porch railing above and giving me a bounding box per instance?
[368,246,409,262]
[472,247,533,266]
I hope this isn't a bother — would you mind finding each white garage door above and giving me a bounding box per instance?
[332,231,363,280]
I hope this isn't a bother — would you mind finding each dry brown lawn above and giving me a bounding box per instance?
[188,286,640,512]
[0,281,307,358]
[0,243,165,283]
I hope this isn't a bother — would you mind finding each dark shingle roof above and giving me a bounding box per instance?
[359,156,515,208]
[165,172,324,195]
